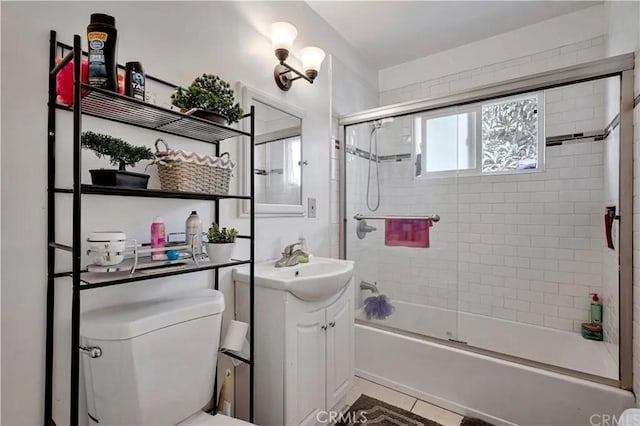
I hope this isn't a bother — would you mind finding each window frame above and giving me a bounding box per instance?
[414,91,545,179]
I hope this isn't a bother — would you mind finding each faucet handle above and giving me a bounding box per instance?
[283,242,300,256]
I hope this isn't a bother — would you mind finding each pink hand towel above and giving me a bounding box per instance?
[385,219,431,248]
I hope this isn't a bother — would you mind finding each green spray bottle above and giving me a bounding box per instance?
[590,293,602,324]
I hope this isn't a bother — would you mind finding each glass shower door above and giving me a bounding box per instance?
[453,79,621,382]
[345,113,459,342]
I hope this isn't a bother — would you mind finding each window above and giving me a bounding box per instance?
[415,93,544,177]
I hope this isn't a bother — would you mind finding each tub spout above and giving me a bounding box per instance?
[360,280,379,293]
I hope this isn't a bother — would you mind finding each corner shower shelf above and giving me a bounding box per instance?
[46,32,256,426]
[56,84,251,144]
[53,185,252,201]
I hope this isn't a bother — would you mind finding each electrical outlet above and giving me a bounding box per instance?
[308,198,316,218]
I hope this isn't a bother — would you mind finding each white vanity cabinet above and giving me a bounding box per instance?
[234,276,354,426]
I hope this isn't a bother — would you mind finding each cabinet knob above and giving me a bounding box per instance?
[321,325,327,331]
[329,322,336,328]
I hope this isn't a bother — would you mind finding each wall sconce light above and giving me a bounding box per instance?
[270,22,325,91]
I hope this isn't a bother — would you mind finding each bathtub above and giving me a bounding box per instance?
[355,300,634,426]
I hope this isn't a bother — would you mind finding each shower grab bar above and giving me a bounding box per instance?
[354,213,440,222]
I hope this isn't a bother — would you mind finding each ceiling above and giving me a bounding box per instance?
[307,1,601,70]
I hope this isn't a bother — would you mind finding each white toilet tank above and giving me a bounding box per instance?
[80,289,225,426]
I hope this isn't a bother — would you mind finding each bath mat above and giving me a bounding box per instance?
[461,417,495,426]
[336,394,443,426]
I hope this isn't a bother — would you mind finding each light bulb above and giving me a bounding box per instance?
[300,46,325,80]
[270,22,297,61]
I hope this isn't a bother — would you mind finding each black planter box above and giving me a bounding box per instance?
[190,109,229,125]
[89,169,150,189]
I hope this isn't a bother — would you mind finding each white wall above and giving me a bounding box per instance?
[378,4,607,93]
[0,2,377,425]
[380,35,608,107]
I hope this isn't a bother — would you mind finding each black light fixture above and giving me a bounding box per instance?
[270,22,326,91]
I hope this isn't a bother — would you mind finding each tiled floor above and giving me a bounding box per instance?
[345,376,465,426]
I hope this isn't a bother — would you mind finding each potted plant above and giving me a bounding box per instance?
[81,131,154,188]
[205,222,238,263]
[171,74,244,124]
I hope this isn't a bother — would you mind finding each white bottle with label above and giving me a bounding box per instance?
[185,211,203,256]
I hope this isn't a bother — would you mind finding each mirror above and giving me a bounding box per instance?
[241,86,305,216]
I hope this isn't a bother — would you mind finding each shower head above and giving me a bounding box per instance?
[372,117,394,129]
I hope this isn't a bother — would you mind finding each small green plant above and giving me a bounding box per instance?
[81,131,153,171]
[207,222,238,244]
[171,74,244,123]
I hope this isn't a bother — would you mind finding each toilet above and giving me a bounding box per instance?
[80,289,252,425]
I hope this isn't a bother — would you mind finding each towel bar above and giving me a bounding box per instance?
[354,213,440,222]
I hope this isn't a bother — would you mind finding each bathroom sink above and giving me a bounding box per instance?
[233,257,354,301]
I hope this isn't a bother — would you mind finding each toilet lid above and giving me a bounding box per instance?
[178,411,254,425]
[81,289,225,340]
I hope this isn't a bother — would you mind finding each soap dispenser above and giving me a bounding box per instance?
[590,293,602,324]
[298,234,308,253]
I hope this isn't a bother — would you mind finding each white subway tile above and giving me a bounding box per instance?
[530,192,559,203]
[517,246,546,259]
[505,214,531,225]
[517,311,544,326]
[531,236,559,248]
[504,298,530,312]
[493,287,517,299]
[504,256,531,268]
[531,280,559,294]
[544,271,575,284]
[559,284,586,297]
[492,182,518,192]
[531,302,559,316]
[545,226,575,237]
[518,181,546,192]
[531,214,560,225]
[492,307,518,321]
[518,289,544,303]
[490,265,517,278]
[559,214,591,226]
[544,293,574,307]
[517,268,544,281]
[558,306,589,321]
[544,316,574,331]
[481,193,505,203]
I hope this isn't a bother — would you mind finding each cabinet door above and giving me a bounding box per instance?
[285,306,326,426]
[325,288,354,410]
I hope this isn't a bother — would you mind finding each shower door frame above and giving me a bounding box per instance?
[339,53,635,390]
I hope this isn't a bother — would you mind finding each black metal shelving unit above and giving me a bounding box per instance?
[45,31,255,426]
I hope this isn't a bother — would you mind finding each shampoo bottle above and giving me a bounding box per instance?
[150,217,166,260]
[87,13,118,91]
[125,61,145,100]
[185,211,202,256]
[590,293,602,324]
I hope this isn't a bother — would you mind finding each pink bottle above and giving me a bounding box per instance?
[150,216,166,260]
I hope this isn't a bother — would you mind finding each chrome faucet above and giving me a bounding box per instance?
[360,280,379,293]
[275,242,308,267]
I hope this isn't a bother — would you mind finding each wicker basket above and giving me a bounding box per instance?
[152,139,235,194]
